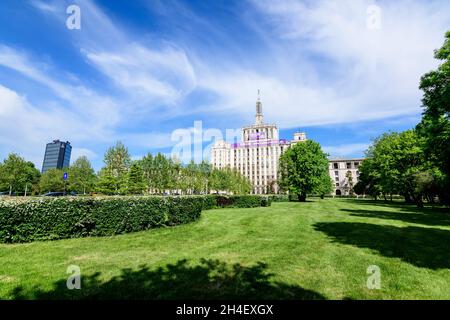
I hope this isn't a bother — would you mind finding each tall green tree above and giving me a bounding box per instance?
[315,173,333,199]
[95,168,121,195]
[103,141,131,178]
[96,141,131,195]
[359,130,438,206]
[68,156,96,194]
[278,140,330,202]
[39,168,65,193]
[127,162,146,194]
[0,153,39,195]
[140,153,155,193]
[417,30,450,204]
[353,158,382,199]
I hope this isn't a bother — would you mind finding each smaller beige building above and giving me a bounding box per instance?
[328,159,363,196]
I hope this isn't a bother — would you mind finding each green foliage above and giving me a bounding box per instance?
[210,167,252,195]
[68,156,96,194]
[214,195,271,208]
[356,130,442,206]
[0,194,270,243]
[39,169,65,193]
[95,168,124,195]
[315,174,334,198]
[278,140,330,201]
[0,196,203,243]
[126,162,146,194]
[269,194,290,202]
[103,141,131,177]
[417,30,450,204]
[0,154,40,195]
[96,146,250,196]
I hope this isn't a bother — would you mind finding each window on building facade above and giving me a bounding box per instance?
[336,183,339,187]
[334,171,338,176]
[346,162,351,169]
[333,163,338,169]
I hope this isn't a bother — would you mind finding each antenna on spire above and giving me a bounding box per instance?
[255,89,263,125]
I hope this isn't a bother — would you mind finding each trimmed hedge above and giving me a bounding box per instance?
[0,195,271,243]
[214,195,271,208]
[269,194,290,202]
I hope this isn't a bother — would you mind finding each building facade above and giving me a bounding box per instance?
[211,94,362,195]
[329,158,363,196]
[41,140,72,173]
[211,94,307,194]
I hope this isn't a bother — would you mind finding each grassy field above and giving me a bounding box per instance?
[1,198,449,299]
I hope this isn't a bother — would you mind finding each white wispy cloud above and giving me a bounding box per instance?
[323,143,370,159]
[2,0,449,168]
[185,0,449,128]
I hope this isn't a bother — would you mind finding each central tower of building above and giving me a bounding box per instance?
[255,89,263,125]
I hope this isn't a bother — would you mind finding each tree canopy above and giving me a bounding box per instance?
[278,140,330,201]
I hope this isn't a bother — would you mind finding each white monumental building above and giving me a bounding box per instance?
[211,94,362,195]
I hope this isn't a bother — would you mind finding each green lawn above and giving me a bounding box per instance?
[1,199,449,299]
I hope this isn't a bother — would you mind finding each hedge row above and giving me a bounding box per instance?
[0,195,271,243]
[206,195,272,209]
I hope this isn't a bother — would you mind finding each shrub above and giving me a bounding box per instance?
[0,196,201,243]
[213,195,271,208]
[269,194,290,202]
[0,194,271,243]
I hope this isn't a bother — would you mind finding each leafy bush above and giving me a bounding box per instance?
[0,194,271,243]
[214,195,271,208]
[269,194,290,202]
[0,196,201,243]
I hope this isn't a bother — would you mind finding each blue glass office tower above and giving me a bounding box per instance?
[41,140,72,173]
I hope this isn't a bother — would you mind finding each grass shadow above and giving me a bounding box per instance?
[9,258,325,300]
[343,199,450,211]
[314,222,450,270]
[341,208,450,227]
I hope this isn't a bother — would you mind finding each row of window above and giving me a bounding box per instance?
[332,161,360,169]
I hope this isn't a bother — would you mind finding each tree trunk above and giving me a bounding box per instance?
[416,198,424,208]
[404,193,413,204]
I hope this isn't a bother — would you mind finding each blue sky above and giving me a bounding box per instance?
[0,0,449,171]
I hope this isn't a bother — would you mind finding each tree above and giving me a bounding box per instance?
[359,130,439,207]
[95,168,120,195]
[0,153,39,195]
[417,30,450,204]
[69,156,96,194]
[127,162,146,194]
[353,158,382,199]
[39,169,65,193]
[315,173,333,199]
[96,141,131,195]
[278,140,330,202]
[344,170,354,195]
[140,153,155,194]
[103,141,131,178]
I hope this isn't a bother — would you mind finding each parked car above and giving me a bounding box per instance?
[41,192,65,197]
[0,191,16,196]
